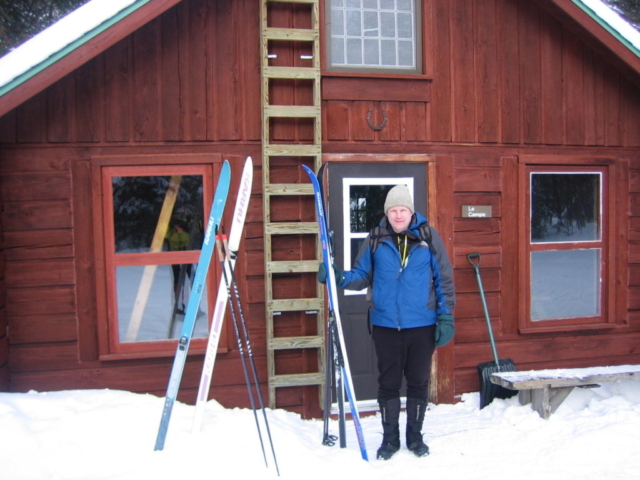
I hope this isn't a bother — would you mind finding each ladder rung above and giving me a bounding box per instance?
[270,373,324,387]
[264,105,320,118]
[269,298,322,312]
[264,27,318,42]
[265,222,317,234]
[264,144,321,156]
[263,66,319,80]
[264,184,314,196]
[270,335,324,350]
[267,260,319,273]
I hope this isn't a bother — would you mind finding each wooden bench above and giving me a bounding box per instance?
[490,365,640,419]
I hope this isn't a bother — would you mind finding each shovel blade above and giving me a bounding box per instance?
[477,359,518,409]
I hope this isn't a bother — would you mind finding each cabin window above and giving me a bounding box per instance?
[521,163,619,332]
[342,176,414,295]
[326,0,422,74]
[96,162,224,357]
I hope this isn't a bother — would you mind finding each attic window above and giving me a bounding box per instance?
[326,0,422,74]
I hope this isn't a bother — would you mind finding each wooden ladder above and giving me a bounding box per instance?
[260,0,325,409]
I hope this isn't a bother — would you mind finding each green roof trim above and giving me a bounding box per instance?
[572,0,640,58]
[0,0,152,98]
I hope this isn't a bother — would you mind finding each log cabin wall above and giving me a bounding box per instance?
[0,0,639,410]
[0,0,295,412]
[321,0,640,397]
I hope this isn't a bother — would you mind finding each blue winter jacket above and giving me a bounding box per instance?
[339,213,455,330]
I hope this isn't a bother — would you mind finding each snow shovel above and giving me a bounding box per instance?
[467,253,518,409]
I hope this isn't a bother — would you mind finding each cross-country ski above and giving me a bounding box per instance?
[192,156,253,434]
[154,160,231,451]
[302,164,369,462]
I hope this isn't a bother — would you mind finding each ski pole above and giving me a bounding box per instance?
[215,232,269,470]
[221,233,280,476]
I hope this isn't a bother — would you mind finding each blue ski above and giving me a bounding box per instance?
[302,164,369,462]
[154,160,231,451]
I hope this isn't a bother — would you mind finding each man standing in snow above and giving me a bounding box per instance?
[319,185,455,460]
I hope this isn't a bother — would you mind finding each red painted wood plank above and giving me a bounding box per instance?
[46,73,75,143]
[240,0,262,142]
[160,5,184,142]
[9,314,77,344]
[497,0,521,144]
[2,200,72,231]
[324,101,349,141]
[132,18,162,142]
[0,173,71,202]
[603,68,624,146]
[6,259,75,288]
[351,101,375,142]
[450,0,476,143]
[583,51,606,146]
[454,166,502,192]
[379,102,401,142]
[429,0,452,142]
[475,0,499,143]
[403,102,428,141]
[520,1,542,144]
[564,31,586,145]
[6,286,75,317]
[540,12,564,145]
[16,91,47,144]
[213,0,241,141]
[0,109,17,143]
[104,38,132,142]
[75,57,104,143]
[188,0,209,141]
[322,78,430,102]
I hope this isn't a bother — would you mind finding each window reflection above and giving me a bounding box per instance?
[116,264,209,342]
[112,175,204,253]
[349,184,393,233]
[531,173,600,243]
[531,249,601,321]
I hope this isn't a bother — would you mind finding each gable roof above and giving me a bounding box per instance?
[0,0,639,119]
[0,0,183,118]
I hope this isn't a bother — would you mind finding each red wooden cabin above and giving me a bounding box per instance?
[1,0,639,419]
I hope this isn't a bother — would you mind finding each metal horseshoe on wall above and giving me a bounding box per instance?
[367,109,388,131]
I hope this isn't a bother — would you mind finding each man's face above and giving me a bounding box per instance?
[387,206,412,233]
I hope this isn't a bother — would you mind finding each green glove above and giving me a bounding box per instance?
[435,314,454,347]
[317,263,344,285]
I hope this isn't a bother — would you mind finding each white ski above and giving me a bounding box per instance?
[191,157,253,434]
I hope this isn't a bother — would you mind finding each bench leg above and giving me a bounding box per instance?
[531,386,574,419]
[518,389,531,406]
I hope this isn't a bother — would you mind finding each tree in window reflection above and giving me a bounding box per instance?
[112,175,203,253]
[531,174,600,242]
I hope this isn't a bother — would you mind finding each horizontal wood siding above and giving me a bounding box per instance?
[0,0,639,411]
[322,0,640,148]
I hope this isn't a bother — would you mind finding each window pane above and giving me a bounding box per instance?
[531,173,601,243]
[116,264,209,342]
[350,238,366,266]
[364,39,379,65]
[113,175,204,253]
[329,0,417,70]
[349,184,393,233]
[531,249,601,320]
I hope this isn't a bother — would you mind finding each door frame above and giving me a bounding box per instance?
[322,153,455,404]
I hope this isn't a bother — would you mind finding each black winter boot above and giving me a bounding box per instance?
[376,397,401,460]
[406,397,430,457]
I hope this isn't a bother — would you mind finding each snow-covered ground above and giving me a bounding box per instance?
[2,381,640,479]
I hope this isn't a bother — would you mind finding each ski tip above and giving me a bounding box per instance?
[301,164,315,175]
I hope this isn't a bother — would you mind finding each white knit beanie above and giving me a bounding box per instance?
[384,185,414,214]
